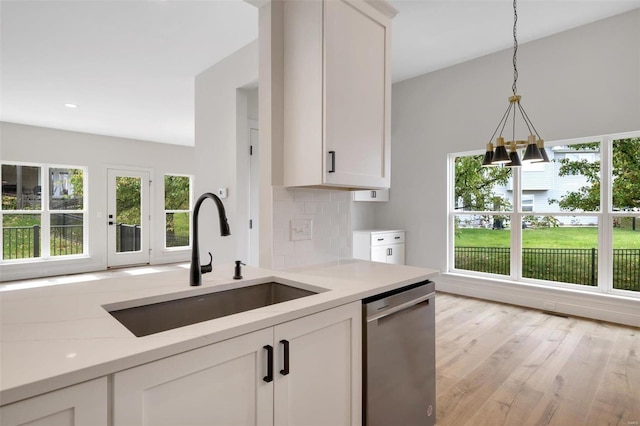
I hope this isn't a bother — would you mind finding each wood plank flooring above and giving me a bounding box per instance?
[435,292,640,426]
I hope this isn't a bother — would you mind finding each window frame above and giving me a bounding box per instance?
[448,131,640,297]
[1,161,88,262]
[163,173,193,250]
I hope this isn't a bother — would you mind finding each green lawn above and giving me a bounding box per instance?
[455,227,639,249]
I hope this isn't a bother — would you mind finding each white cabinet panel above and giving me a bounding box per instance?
[324,0,388,188]
[353,189,389,202]
[371,246,388,263]
[282,0,394,189]
[274,302,361,426]
[387,245,405,265]
[113,328,274,426]
[0,378,107,426]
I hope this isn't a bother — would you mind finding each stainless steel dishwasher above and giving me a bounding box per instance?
[363,280,436,426]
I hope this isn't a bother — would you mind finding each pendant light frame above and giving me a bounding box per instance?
[482,0,549,167]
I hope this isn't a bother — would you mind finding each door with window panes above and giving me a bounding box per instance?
[107,169,150,267]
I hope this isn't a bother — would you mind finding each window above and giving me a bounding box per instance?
[2,163,87,260]
[449,133,640,295]
[164,175,191,248]
[521,195,534,212]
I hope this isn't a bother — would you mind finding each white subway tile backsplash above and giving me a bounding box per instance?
[271,187,353,269]
[273,227,286,243]
[334,191,351,202]
[294,201,306,216]
[273,187,294,201]
[304,201,321,215]
[294,239,314,254]
[273,239,295,256]
[313,190,331,202]
[272,255,285,270]
[294,189,315,201]
[323,201,339,215]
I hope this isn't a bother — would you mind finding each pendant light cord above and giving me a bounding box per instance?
[512,0,518,96]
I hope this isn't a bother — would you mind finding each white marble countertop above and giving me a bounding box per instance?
[0,260,437,405]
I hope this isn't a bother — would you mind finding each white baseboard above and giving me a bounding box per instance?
[438,273,640,327]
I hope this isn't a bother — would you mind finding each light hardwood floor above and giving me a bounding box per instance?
[435,292,640,426]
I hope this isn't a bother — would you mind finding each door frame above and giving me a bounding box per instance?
[106,167,152,268]
[248,121,259,266]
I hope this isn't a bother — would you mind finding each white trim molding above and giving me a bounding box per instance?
[439,272,640,327]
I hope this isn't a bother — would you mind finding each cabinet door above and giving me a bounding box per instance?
[371,245,388,263]
[324,0,390,188]
[0,378,107,426]
[387,243,405,265]
[113,328,274,426]
[274,302,362,426]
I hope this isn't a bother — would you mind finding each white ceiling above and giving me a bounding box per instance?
[2,1,639,147]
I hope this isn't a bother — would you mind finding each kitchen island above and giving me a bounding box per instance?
[0,260,437,425]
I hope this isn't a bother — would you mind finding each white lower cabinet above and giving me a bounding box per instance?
[274,302,361,426]
[113,302,362,426]
[0,378,107,426]
[353,230,405,265]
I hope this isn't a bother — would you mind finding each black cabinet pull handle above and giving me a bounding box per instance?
[263,345,273,383]
[372,191,376,198]
[328,151,336,173]
[280,339,290,376]
[377,238,384,241]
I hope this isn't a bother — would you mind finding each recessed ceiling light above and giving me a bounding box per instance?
[64,103,78,108]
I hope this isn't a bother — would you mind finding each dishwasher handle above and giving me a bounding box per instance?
[366,292,434,323]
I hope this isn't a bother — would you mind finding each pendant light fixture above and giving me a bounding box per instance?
[482,0,549,167]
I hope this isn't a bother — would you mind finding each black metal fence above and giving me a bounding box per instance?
[3,225,41,259]
[455,246,640,292]
[166,233,189,248]
[2,222,143,258]
[116,224,141,252]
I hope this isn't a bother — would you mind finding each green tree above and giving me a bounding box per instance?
[116,177,141,225]
[69,169,83,199]
[550,138,640,213]
[455,155,512,211]
[164,175,190,210]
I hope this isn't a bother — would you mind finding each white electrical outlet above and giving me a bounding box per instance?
[290,219,312,241]
[217,188,228,199]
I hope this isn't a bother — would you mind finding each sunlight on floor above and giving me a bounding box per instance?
[0,263,190,292]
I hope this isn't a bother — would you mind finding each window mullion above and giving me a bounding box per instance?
[599,136,612,293]
[40,166,50,258]
[511,166,522,281]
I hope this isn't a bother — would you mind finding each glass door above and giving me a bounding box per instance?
[107,169,150,267]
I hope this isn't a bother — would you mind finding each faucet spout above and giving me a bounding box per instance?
[190,192,231,286]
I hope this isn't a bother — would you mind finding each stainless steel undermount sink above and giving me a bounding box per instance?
[106,281,320,337]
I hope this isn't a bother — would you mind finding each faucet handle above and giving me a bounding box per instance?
[201,252,213,274]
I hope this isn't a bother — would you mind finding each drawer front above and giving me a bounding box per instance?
[371,232,405,246]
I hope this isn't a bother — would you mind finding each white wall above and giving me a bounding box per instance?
[194,40,258,266]
[375,10,640,325]
[0,122,195,281]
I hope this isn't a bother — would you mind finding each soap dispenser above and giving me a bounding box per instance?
[233,261,246,280]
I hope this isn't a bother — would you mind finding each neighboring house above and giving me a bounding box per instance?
[492,146,600,226]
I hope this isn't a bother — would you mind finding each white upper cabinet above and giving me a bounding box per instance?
[283,0,396,189]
